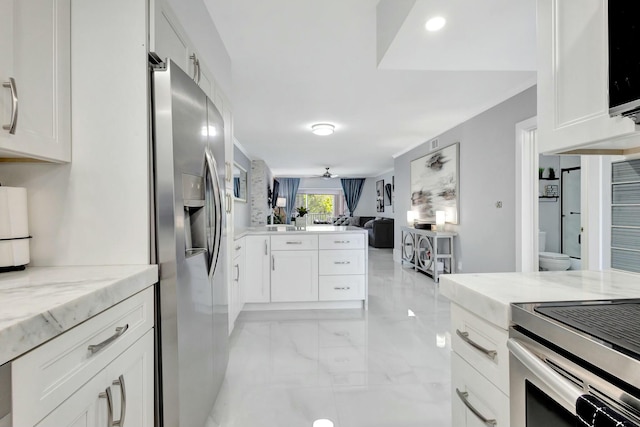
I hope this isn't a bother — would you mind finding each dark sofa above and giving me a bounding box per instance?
[349,216,394,248]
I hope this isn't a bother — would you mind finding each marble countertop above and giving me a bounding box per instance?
[439,269,640,330]
[235,225,367,239]
[0,265,158,365]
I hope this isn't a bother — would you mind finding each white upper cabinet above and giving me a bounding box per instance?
[537,0,640,155]
[0,0,71,162]
[150,0,213,99]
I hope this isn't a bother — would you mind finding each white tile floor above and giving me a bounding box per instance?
[210,247,452,427]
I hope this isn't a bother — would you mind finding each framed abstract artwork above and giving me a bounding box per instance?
[410,143,459,224]
[376,179,384,212]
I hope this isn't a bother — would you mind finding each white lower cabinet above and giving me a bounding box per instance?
[451,352,509,427]
[244,235,271,303]
[271,250,319,302]
[450,303,510,426]
[12,288,154,427]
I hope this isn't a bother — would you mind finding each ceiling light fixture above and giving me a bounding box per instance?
[311,123,335,136]
[425,16,446,32]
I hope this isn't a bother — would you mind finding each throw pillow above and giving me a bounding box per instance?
[364,219,375,229]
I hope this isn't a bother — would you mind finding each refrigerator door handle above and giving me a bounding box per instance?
[205,148,223,277]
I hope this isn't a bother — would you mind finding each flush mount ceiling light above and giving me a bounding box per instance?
[425,16,446,32]
[311,123,335,136]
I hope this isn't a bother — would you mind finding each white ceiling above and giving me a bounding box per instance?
[204,0,536,178]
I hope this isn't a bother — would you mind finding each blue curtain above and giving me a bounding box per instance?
[277,178,300,224]
[340,178,365,216]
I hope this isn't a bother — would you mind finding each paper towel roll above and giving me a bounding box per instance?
[0,187,29,239]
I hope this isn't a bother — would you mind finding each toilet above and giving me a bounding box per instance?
[538,231,571,271]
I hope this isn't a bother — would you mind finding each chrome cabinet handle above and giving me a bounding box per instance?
[455,388,497,426]
[333,286,351,290]
[235,245,242,250]
[264,240,268,255]
[334,261,351,265]
[3,78,18,134]
[113,375,126,427]
[234,264,239,281]
[189,54,198,81]
[88,324,129,354]
[286,241,302,245]
[334,240,350,244]
[99,387,115,427]
[272,255,275,271]
[196,58,201,83]
[456,329,497,360]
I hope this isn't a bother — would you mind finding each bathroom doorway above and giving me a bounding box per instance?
[561,167,581,261]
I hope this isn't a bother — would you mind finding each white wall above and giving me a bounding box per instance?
[354,170,394,218]
[0,0,150,266]
[394,86,537,273]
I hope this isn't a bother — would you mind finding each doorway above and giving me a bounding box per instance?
[561,167,581,261]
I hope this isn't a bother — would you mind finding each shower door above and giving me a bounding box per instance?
[561,167,581,259]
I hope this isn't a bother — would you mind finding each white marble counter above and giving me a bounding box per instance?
[0,265,157,365]
[439,269,640,330]
[235,225,366,239]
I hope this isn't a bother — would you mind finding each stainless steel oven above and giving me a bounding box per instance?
[509,300,640,427]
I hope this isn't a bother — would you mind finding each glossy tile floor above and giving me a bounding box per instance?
[211,248,452,427]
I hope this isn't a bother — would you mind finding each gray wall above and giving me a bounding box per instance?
[394,86,537,273]
[233,145,251,230]
[354,170,394,218]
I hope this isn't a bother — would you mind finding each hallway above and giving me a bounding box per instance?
[211,248,452,426]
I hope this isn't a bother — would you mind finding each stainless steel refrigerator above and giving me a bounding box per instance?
[150,59,228,427]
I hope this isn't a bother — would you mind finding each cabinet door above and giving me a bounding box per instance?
[0,0,70,162]
[150,0,191,77]
[271,250,319,302]
[36,370,107,427]
[105,330,155,427]
[244,235,271,303]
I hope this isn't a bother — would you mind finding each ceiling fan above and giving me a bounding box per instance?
[319,167,339,179]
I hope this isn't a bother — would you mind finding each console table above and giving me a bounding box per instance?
[401,226,457,283]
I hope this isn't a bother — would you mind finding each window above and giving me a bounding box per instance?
[294,189,346,223]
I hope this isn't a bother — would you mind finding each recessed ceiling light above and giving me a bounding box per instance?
[313,420,334,427]
[311,123,335,136]
[425,16,446,32]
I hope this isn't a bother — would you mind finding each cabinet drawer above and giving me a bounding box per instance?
[318,233,365,250]
[319,250,365,275]
[271,234,318,251]
[451,352,509,427]
[319,276,365,301]
[451,303,509,394]
[12,287,154,427]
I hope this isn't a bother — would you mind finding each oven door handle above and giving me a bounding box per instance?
[507,338,583,410]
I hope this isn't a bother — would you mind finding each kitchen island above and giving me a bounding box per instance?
[233,225,369,312]
[439,269,640,427]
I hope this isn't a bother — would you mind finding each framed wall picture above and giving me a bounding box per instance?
[410,143,459,224]
[384,183,392,206]
[376,179,384,212]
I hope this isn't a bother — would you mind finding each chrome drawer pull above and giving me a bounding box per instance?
[456,388,497,426]
[88,324,129,354]
[2,78,18,134]
[286,241,302,245]
[113,375,126,427]
[334,240,350,244]
[334,261,351,265]
[235,245,242,250]
[99,387,114,427]
[333,286,351,290]
[456,329,497,360]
